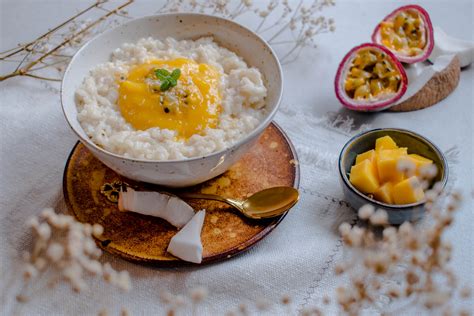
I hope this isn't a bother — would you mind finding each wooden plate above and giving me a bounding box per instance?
[63,122,300,266]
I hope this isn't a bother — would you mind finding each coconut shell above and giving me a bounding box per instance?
[388,56,460,112]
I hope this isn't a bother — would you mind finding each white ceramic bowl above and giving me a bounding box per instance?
[61,13,283,187]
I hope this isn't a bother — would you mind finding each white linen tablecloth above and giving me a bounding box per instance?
[1,0,473,315]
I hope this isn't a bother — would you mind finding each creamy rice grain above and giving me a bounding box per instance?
[76,37,267,160]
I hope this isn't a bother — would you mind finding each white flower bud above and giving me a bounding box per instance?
[23,264,38,279]
[173,294,186,307]
[37,223,52,240]
[338,222,351,236]
[349,226,364,246]
[27,216,39,229]
[83,239,97,255]
[399,221,413,236]
[190,286,208,303]
[397,158,416,176]
[432,181,444,194]
[383,227,397,241]
[369,209,388,226]
[47,242,64,262]
[40,208,55,220]
[159,290,174,304]
[358,204,375,219]
[92,224,104,237]
[420,164,438,179]
[34,257,47,271]
[425,190,438,202]
[83,223,92,235]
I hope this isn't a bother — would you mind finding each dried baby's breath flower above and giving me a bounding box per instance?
[338,222,351,236]
[369,209,388,226]
[432,181,444,194]
[281,294,291,305]
[156,0,336,64]
[397,158,416,176]
[173,294,186,307]
[238,303,248,314]
[347,226,364,247]
[98,309,109,316]
[159,290,175,304]
[358,204,374,220]
[419,164,438,179]
[425,189,438,202]
[334,178,468,314]
[120,308,130,316]
[383,226,397,242]
[334,263,345,275]
[18,208,131,302]
[190,286,208,303]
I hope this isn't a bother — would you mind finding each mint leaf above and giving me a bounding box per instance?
[154,68,181,92]
[171,69,181,80]
[160,80,171,91]
[155,69,170,80]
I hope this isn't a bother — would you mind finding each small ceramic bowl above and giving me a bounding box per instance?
[61,13,282,187]
[338,128,448,224]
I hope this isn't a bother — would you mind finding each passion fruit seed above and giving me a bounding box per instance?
[380,9,426,57]
[372,5,434,64]
[345,49,401,100]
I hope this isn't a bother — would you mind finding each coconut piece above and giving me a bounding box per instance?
[167,210,206,264]
[118,188,195,228]
[429,26,474,68]
[389,55,460,112]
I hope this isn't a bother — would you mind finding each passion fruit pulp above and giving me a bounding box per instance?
[334,43,408,111]
[372,5,434,64]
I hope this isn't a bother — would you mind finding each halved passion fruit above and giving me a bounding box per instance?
[372,5,434,64]
[335,43,408,111]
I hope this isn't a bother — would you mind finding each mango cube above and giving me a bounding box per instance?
[375,136,398,151]
[392,176,425,204]
[376,148,408,183]
[355,149,376,164]
[349,159,380,194]
[408,154,433,175]
[350,135,434,205]
[373,182,394,204]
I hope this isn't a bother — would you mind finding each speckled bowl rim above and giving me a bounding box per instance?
[61,13,283,164]
[338,128,448,210]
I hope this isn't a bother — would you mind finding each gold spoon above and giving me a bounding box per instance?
[179,186,299,219]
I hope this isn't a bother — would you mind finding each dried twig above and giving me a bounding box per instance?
[0,0,133,82]
[156,0,336,64]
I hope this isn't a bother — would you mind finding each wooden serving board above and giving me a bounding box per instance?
[63,122,299,266]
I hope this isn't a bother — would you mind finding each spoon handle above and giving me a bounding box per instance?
[178,193,243,210]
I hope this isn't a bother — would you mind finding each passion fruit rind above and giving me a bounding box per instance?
[372,4,434,64]
[334,43,408,112]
